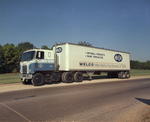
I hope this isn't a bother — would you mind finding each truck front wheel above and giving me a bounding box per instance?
[32,73,45,86]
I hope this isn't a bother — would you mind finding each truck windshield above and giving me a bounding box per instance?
[21,51,35,61]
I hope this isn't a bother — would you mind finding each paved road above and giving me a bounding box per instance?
[0,78,150,122]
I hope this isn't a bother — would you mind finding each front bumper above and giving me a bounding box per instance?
[19,74,33,80]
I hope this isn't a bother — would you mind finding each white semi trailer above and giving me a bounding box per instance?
[19,43,130,86]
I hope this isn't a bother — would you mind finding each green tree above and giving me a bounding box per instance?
[77,41,93,47]
[41,45,51,50]
[130,60,150,69]
[0,45,6,73]
[145,60,150,69]
[130,60,142,69]
[14,45,23,72]
[18,42,35,52]
[2,44,16,73]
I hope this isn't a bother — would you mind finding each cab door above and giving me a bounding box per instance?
[35,51,54,71]
[35,51,45,70]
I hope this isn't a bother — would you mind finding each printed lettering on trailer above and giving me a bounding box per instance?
[79,62,126,68]
[85,52,105,59]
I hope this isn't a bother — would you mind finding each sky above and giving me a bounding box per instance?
[0,0,150,62]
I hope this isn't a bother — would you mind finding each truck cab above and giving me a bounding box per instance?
[19,49,54,85]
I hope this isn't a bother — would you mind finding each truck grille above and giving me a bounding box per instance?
[22,66,27,74]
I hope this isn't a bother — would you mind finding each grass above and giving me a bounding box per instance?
[0,73,20,84]
[0,69,150,85]
[130,69,150,76]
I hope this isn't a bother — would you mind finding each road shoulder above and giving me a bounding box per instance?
[0,75,150,93]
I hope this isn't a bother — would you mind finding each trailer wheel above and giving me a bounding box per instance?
[64,72,74,83]
[74,72,83,82]
[125,71,130,78]
[118,72,121,79]
[62,72,66,83]
[32,73,45,86]
[121,72,126,79]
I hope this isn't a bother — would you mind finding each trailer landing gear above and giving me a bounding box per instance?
[86,71,94,80]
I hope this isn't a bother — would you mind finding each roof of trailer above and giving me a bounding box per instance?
[54,42,130,54]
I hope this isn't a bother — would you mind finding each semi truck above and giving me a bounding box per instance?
[19,43,130,86]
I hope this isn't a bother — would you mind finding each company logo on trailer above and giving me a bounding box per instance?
[56,47,63,53]
[79,62,94,66]
[114,54,123,62]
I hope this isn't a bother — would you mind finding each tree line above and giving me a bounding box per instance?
[130,60,150,69]
[0,42,36,73]
[0,41,150,74]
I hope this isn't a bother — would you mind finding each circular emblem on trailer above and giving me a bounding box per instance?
[56,47,63,53]
[114,54,123,62]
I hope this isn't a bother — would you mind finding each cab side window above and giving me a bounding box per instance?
[36,51,44,59]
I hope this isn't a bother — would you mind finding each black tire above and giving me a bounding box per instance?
[62,72,66,83]
[74,72,83,82]
[32,73,45,86]
[125,71,130,78]
[64,72,74,83]
[118,72,121,79]
[121,71,126,79]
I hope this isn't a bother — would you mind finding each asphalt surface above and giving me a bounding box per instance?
[1,78,150,122]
